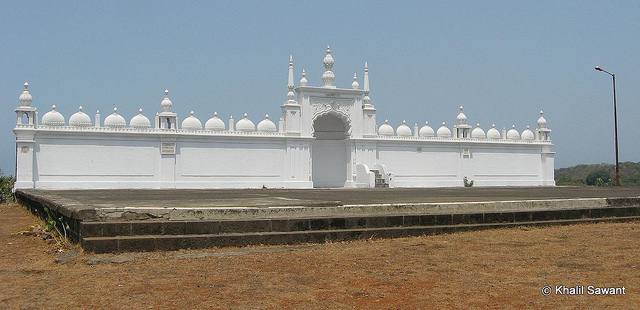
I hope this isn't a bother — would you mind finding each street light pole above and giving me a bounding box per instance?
[595,66,621,186]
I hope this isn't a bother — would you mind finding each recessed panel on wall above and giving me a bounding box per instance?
[377,144,459,177]
[471,147,540,177]
[37,139,158,178]
[178,141,285,178]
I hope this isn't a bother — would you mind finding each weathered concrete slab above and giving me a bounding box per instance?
[15,187,640,253]
[16,187,640,222]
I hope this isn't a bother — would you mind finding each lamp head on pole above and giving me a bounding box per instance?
[594,66,603,71]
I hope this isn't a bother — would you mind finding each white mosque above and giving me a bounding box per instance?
[13,46,554,190]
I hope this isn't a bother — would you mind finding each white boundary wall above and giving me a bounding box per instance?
[14,126,554,190]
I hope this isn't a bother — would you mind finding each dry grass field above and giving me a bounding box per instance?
[1,202,638,309]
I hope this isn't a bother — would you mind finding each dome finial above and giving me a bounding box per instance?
[18,81,33,106]
[79,106,83,111]
[299,68,308,86]
[352,72,359,89]
[322,45,336,88]
[160,89,173,112]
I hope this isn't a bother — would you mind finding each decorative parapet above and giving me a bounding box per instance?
[29,124,306,138]
[364,134,552,145]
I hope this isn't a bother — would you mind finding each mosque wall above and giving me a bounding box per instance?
[25,131,313,189]
[13,46,555,190]
[355,140,551,188]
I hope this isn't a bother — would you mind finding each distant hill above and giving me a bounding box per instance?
[555,162,640,186]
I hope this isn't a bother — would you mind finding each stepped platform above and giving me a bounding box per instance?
[14,187,640,253]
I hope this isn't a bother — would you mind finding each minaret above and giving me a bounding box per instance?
[361,62,377,137]
[95,110,101,127]
[322,46,336,88]
[282,55,301,134]
[362,62,374,108]
[13,82,37,189]
[536,110,552,141]
[15,82,37,127]
[286,55,297,105]
[156,89,177,129]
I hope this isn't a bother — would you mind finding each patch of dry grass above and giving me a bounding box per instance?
[1,202,639,308]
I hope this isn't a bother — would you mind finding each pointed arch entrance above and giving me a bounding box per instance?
[311,112,350,188]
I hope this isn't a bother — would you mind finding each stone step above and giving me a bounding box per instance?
[79,205,640,239]
[81,216,640,253]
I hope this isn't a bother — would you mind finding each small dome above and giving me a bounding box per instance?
[18,82,32,106]
[456,106,467,123]
[507,125,520,140]
[236,113,256,132]
[130,108,151,128]
[471,123,486,139]
[181,111,202,130]
[419,122,435,137]
[437,122,452,137]
[257,114,277,132]
[205,112,225,131]
[104,107,126,128]
[378,120,395,136]
[299,69,308,86]
[396,120,412,136]
[351,73,360,89]
[521,126,535,140]
[537,110,547,128]
[487,124,501,139]
[323,46,335,66]
[41,105,65,126]
[69,106,92,127]
[160,89,172,112]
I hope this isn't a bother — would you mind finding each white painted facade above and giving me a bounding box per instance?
[13,47,555,190]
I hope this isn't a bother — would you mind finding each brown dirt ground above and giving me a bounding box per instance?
[1,203,639,309]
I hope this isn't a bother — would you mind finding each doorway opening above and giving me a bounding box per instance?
[311,113,349,188]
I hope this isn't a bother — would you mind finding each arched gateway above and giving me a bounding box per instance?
[311,112,349,187]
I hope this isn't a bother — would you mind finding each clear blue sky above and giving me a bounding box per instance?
[1,0,639,174]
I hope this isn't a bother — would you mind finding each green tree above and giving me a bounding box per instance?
[585,170,611,186]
